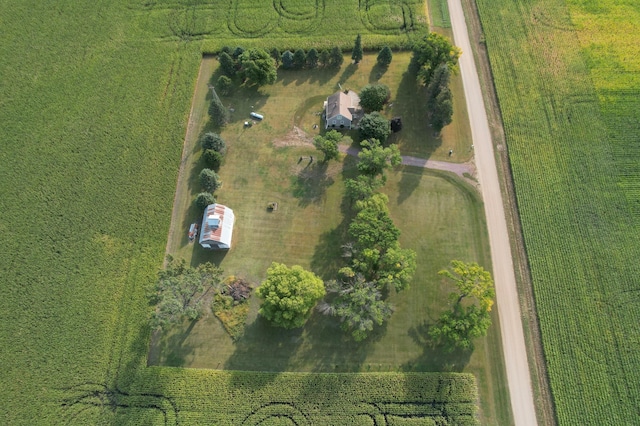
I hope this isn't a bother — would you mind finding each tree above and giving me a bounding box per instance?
[306,48,319,68]
[218,51,236,77]
[194,192,216,210]
[412,32,461,86]
[377,46,393,67]
[150,256,223,330]
[329,46,344,68]
[439,261,495,311]
[239,48,277,86]
[208,95,229,127]
[256,263,325,329]
[203,149,222,170]
[431,87,453,132]
[216,75,233,96]
[358,84,391,112]
[293,49,306,69]
[359,112,391,143]
[232,46,244,59]
[199,168,222,192]
[319,275,393,342]
[319,49,330,67]
[344,174,384,201]
[352,34,363,64]
[376,245,417,291]
[429,261,495,351]
[426,63,451,107]
[349,193,400,255]
[357,138,401,178]
[200,132,226,154]
[270,48,281,66]
[281,50,294,69]
[313,129,343,162]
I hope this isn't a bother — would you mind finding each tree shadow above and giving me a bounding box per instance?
[290,161,334,207]
[223,315,304,372]
[338,63,358,86]
[147,320,199,368]
[368,63,388,83]
[402,320,472,372]
[396,165,425,205]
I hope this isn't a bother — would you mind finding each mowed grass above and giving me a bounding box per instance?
[475,0,640,423]
[152,54,511,424]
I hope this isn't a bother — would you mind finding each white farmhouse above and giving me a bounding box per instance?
[324,90,361,129]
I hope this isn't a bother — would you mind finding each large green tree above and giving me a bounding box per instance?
[412,32,461,86]
[426,64,454,132]
[239,48,277,86]
[218,51,237,77]
[320,275,393,342]
[352,34,363,64]
[150,256,224,330]
[429,261,495,351]
[359,112,391,143]
[357,138,401,178]
[200,132,226,154]
[256,263,325,329]
[313,130,344,162]
[344,174,384,201]
[358,84,391,112]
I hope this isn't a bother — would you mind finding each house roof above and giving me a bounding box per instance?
[199,203,235,248]
[325,91,360,121]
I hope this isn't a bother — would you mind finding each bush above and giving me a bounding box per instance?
[358,84,391,112]
[199,168,222,192]
[195,192,216,210]
[203,149,223,170]
[359,112,391,143]
[200,132,226,154]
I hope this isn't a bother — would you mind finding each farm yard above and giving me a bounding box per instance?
[474,0,640,423]
[151,52,510,423]
[0,0,510,425]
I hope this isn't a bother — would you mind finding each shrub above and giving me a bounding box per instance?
[195,192,216,210]
[203,149,222,170]
[199,168,222,192]
[200,132,226,154]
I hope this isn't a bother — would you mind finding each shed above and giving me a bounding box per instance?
[199,204,235,250]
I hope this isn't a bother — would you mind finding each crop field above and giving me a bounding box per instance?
[474,0,640,423]
[136,0,429,51]
[59,370,479,424]
[0,0,502,424]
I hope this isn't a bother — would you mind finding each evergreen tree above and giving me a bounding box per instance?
[208,95,229,127]
[281,50,294,69]
[270,48,281,66]
[329,46,344,68]
[352,34,363,64]
[293,49,306,69]
[377,46,393,67]
[218,52,236,77]
[319,49,330,67]
[306,48,319,68]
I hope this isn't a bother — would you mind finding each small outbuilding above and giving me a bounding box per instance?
[199,203,235,250]
[323,90,361,129]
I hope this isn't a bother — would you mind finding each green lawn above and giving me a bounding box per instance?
[151,53,510,424]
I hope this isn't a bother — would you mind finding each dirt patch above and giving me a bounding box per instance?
[272,126,315,148]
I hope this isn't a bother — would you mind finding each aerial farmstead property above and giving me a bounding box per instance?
[199,203,235,250]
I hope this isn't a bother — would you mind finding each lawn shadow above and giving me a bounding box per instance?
[147,320,199,368]
[223,315,304,372]
[338,63,358,86]
[396,165,425,205]
[369,63,388,83]
[205,84,269,127]
[291,161,334,207]
[402,320,472,372]
[190,244,229,268]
